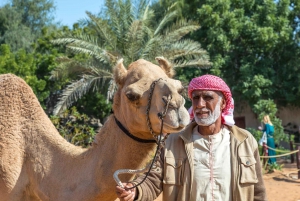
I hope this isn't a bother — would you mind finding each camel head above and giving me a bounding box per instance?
[113,58,190,139]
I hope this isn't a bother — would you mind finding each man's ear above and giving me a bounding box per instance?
[221,98,226,110]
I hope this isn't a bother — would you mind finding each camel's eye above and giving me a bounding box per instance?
[126,91,141,101]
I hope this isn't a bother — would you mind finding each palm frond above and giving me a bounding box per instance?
[52,34,117,64]
[164,40,212,68]
[53,75,111,115]
[163,19,200,41]
[119,0,134,30]
[50,57,92,80]
[173,59,212,69]
[53,78,93,115]
[89,65,113,77]
[135,0,150,19]
[140,2,155,26]
[140,36,164,59]
[163,40,209,59]
[154,10,177,36]
[105,0,123,40]
[66,45,115,64]
[85,11,116,50]
[125,20,151,61]
[52,31,98,46]
[107,79,117,103]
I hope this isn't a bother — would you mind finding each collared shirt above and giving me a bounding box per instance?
[190,126,232,201]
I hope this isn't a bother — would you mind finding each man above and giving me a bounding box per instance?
[116,75,267,201]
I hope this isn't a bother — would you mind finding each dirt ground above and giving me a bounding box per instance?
[263,161,300,201]
[116,160,300,201]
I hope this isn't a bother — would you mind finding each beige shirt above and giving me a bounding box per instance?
[190,126,232,201]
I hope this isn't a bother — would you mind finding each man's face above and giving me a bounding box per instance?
[191,90,225,126]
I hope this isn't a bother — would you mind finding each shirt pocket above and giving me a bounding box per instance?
[163,157,185,185]
[240,156,258,184]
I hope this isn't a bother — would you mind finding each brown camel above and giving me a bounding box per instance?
[0,58,190,201]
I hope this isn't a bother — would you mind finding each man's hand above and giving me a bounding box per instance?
[116,183,137,201]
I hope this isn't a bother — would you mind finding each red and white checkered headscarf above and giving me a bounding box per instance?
[188,74,235,126]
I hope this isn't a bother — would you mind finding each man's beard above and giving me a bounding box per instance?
[194,100,221,126]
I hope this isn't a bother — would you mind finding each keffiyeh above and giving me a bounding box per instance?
[188,75,235,126]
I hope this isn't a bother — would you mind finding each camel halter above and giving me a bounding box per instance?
[113,78,172,189]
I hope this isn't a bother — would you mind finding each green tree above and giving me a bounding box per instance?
[50,0,211,115]
[0,44,47,100]
[0,5,35,52]
[160,0,300,109]
[10,0,56,34]
[75,92,112,122]
[0,0,56,52]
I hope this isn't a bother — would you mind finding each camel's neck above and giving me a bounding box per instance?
[31,115,158,200]
[92,115,157,169]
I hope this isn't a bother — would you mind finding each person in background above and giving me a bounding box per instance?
[116,74,267,201]
[259,115,276,164]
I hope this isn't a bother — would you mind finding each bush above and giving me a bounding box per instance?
[50,107,99,147]
[266,162,283,173]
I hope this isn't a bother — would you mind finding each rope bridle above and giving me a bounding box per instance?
[146,78,172,144]
[113,78,172,189]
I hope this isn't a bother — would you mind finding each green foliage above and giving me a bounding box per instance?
[0,44,48,101]
[10,0,55,34]
[253,99,278,120]
[50,0,211,115]
[160,0,300,108]
[0,0,56,52]
[266,162,284,173]
[246,127,262,143]
[0,5,35,52]
[75,92,112,123]
[241,75,273,105]
[50,107,97,147]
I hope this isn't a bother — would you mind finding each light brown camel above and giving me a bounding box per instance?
[0,58,190,201]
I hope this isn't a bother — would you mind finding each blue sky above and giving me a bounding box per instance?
[54,0,105,27]
[0,0,105,27]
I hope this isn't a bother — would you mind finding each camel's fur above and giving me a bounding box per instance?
[0,58,190,201]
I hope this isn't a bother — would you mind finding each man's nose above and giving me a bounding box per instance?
[197,97,206,108]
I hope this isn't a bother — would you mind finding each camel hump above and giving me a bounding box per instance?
[0,73,22,80]
[0,73,40,116]
[0,73,29,89]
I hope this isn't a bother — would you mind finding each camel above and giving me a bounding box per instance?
[0,58,190,201]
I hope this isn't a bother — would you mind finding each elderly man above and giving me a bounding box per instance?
[116,75,267,201]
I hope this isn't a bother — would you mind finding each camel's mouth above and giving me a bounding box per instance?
[162,123,186,132]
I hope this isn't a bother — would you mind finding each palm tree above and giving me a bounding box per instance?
[50,0,211,115]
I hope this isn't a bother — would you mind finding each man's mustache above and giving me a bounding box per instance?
[194,108,211,113]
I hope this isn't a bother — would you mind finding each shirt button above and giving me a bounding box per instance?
[246,161,250,165]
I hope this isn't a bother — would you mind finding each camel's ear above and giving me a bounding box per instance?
[113,59,127,86]
[155,57,175,78]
